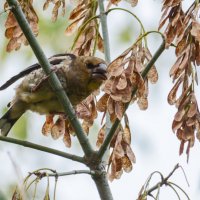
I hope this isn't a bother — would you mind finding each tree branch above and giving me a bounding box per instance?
[92,171,113,200]
[97,36,166,159]
[0,136,84,163]
[98,0,111,63]
[32,170,95,178]
[98,0,113,167]
[6,0,94,158]
[48,170,95,177]
[27,169,95,179]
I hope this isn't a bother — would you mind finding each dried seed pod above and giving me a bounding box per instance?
[4,1,38,51]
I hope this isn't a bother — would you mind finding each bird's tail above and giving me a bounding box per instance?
[0,101,27,136]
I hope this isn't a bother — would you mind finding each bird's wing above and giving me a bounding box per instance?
[0,63,41,91]
[0,53,76,90]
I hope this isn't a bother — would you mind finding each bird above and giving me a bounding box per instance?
[0,53,107,136]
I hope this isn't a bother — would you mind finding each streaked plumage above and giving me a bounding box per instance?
[0,54,107,136]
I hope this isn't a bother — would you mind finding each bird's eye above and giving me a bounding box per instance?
[86,63,95,69]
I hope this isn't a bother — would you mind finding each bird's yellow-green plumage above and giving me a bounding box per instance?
[0,54,107,136]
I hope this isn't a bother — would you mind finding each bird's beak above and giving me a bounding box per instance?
[91,63,107,80]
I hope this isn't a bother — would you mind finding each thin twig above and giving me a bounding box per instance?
[98,0,111,63]
[0,136,84,163]
[32,179,38,200]
[179,165,190,187]
[144,171,164,191]
[147,164,179,195]
[138,164,189,199]
[98,0,112,167]
[168,182,190,200]
[25,177,38,192]
[168,184,181,200]
[39,170,95,177]
[105,8,147,46]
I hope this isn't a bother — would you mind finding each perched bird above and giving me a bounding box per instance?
[0,53,107,136]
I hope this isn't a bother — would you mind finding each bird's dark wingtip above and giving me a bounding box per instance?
[0,83,10,90]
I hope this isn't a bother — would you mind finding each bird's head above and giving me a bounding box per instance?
[68,56,107,93]
[82,56,107,80]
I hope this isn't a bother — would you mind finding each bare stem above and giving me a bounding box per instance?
[0,136,84,163]
[147,164,180,195]
[98,0,113,168]
[144,164,190,199]
[32,170,95,178]
[98,0,111,63]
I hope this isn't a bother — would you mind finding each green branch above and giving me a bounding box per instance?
[0,136,84,163]
[6,0,94,158]
[98,0,113,167]
[97,33,166,159]
[89,2,114,200]
[98,0,111,63]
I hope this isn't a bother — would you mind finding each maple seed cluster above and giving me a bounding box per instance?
[159,0,200,160]
[65,0,104,56]
[108,0,138,7]
[43,0,66,22]
[42,93,98,148]
[4,1,38,52]
[3,0,138,52]
[108,116,136,181]
[96,41,158,179]
[96,116,136,181]
[97,43,158,122]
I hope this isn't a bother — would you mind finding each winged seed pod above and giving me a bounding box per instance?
[4,0,39,52]
[97,43,158,122]
[43,0,66,22]
[65,0,104,56]
[159,0,200,159]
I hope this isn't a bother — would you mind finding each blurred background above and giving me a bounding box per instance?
[0,0,200,199]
